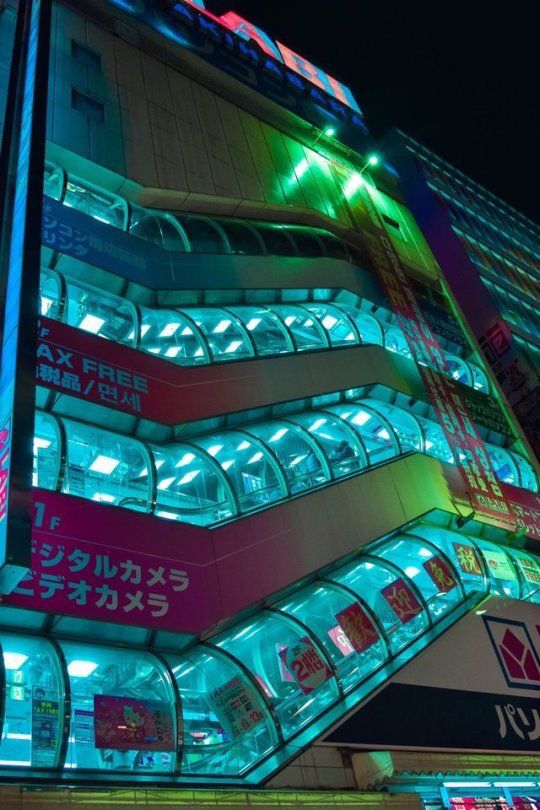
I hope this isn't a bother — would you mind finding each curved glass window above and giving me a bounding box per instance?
[315,231,350,261]
[176,216,227,254]
[214,613,339,739]
[0,635,64,768]
[445,354,472,386]
[486,444,519,486]
[278,583,387,694]
[64,180,127,229]
[255,223,297,256]
[326,403,400,464]
[328,558,429,653]
[470,362,490,393]
[139,308,209,365]
[165,647,276,775]
[336,305,384,346]
[33,412,61,491]
[415,415,454,464]
[475,539,520,598]
[507,549,540,603]
[287,411,367,480]
[383,324,411,358]
[191,432,286,514]
[186,308,253,361]
[375,536,463,621]
[61,641,177,773]
[512,452,538,493]
[62,420,151,511]
[362,399,423,452]
[228,306,293,356]
[129,209,188,251]
[270,305,328,352]
[405,525,488,597]
[287,227,325,257]
[63,278,136,346]
[152,443,236,526]
[39,268,62,319]
[245,420,329,495]
[217,220,265,255]
[44,162,65,201]
[306,303,358,347]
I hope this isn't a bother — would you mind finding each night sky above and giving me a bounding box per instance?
[210,0,538,222]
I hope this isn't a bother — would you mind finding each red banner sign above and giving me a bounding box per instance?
[381,578,423,624]
[423,555,458,593]
[336,602,379,653]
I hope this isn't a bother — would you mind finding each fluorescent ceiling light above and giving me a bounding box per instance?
[67,660,98,678]
[309,418,326,431]
[285,316,296,326]
[3,652,28,670]
[443,782,491,789]
[246,318,261,331]
[179,470,200,485]
[33,437,51,452]
[79,314,105,334]
[165,347,180,358]
[213,319,231,334]
[181,326,193,336]
[270,428,288,442]
[140,324,151,338]
[290,454,307,467]
[237,440,251,451]
[377,428,391,441]
[418,548,432,558]
[91,493,115,503]
[248,452,263,464]
[425,440,434,450]
[322,315,337,330]
[156,511,177,520]
[404,566,420,577]
[225,340,243,353]
[89,454,120,475]
[194,348,204,357]
[176,452,195,468]
[157,476,176,490]
[221,460,235,471]
[159,323,180,338]
[40,295,53,315]
[352,410,371,427]
[207,444,223,457]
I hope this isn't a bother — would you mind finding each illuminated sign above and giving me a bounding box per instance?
[107,1,369,151]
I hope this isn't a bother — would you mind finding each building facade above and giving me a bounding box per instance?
[0,1,539,808]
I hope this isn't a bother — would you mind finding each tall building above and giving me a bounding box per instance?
[0,1,539,808]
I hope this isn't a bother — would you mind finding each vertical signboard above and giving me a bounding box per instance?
[0,0,51,591]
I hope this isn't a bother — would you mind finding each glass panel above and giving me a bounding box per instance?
[186,308,253,361]
[270,305,328,352]
[165,647,276,775]
[254,223,296,256]
[43,163,64,201]
[336,305,384,346]
[217,220,264,255]
[507,549,540,602]
[315,232,349,260]
[470,362,490,393]
[64,179,126,229]
[444,354,472,386]
[246,421,329,495]
[176,216,227,254]
[152,444,236,526]
[416,415,454,464]
[63,278,136,346]
[33,412,61,491]
[228,306,293,357]
[61,641,177,773]
[406,525,488,597]
[214,612,339,739]
[375,537,463,622]
[328,557,429,653]
[511,451,538,493]
[0,635,64,768]
[306,303,358,347]
[383,324,412,358]
[62,419,151,511]
[486,444,519,486]
[326,403,400,464]
[287,411,367,480]
[191,432,286,514]
[287,227,324,257]
[129,209,188,251]
[475,539,520,598]
[139,308,208,365]
[278,583,387,693]
[39,268,61,319]
[362,399,423,452]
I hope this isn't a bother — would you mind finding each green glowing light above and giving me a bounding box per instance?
[324,126,336,137]
[368,154,379,166]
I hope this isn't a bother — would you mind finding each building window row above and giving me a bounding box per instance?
[1,526,538,775]
[40,268,491,395]
[33,399,537,528]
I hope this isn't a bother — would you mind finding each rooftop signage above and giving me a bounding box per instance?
[109,0,370,150]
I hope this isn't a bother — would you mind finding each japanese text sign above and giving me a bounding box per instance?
[453,542,484,577]
[336,602,379,653]
[209,676,266,740]
[280,637,334,694]
[423,555,458,593]
[381,578,423,624]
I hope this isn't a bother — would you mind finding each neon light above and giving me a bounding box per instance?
[220,12,284,62]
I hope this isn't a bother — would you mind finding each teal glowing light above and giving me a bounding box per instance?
[324,126,336,137]
[368,154,379,166]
